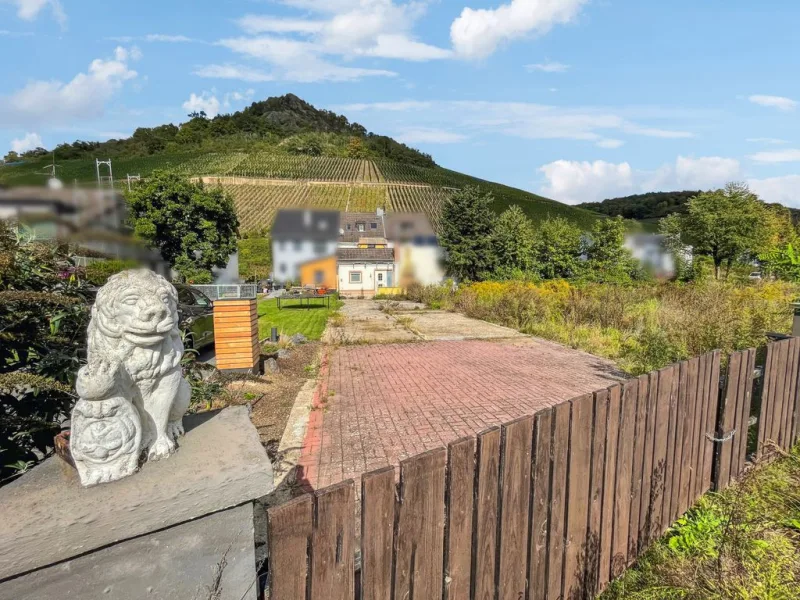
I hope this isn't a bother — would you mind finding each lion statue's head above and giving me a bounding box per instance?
[92,269,179,347]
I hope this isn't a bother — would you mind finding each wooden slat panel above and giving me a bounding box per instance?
[393,448,447,600]
[497,416,534,600]
[771,341,789,450]
[597,384,621,592]
[473,428,501,600]
[638,371,658,551]
[689,354,708,502]
[733,349,756,478]
[661,366,680,527]
[562,394,593,600]
[680,358,699,511]
[757,343,776,458]
[781,338,799,449]
[700,351,721,493]
[793,343,800,446]
[361,467,395,600]
[546,402,571,600]
[587,389,608,595]
[529,409,553,600]
[268,495,313,600]
[714,351,742,491]
[311,481,355,600]
[627,375,647,562]
[648,365,673,542]
[668,362,688,522]
[444,437,475,600]
[611,379,637,578]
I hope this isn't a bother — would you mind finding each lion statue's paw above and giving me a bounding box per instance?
[166,419,185,442]
[147,436,177,461]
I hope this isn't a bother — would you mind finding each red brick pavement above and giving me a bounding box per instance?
[297,339,623,490]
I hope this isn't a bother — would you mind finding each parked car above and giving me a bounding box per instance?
[748,271,763,281]
[174,283,215,350]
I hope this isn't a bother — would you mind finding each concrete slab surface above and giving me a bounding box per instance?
[0,503,257,600]
[0,406,273,581]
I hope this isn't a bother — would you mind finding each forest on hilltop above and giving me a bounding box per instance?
[577,191,702,221]
[2,94,434,167]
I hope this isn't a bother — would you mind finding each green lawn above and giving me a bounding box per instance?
[257,297,342,341]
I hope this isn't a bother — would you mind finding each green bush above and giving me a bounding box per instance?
[84,259,139,286]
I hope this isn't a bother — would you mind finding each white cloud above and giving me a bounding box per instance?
[357,34,452,61]
[451,0,588,59]
[525,61,569,73]
[10,132,43,153]
[748,175,800,208]
[194,64,275,83]
[396,128,467,144]
[8,0,66,28]
[749,95,797,112]
[182,92,221,118]
[539,156,742,204]
[222,89,255,109]
[748,149,800,163]
[596,138,624,149]
[334,99,696,146]
[216,36,397,82]
[236,15,324,34]
[108,33,196,43]
[747,137,789,145]
[0,48,138,128]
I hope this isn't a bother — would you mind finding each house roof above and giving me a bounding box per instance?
[337,247,395,262]
[357,237,387,245]
[339,211,385,243]
[272,209,340,241]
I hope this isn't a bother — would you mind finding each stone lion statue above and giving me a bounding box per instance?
[70,270,191,486]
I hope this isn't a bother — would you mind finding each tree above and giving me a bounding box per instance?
[126,171,239,282]
[3,151,20,163]
[346,136,367,159]
[492,205,537,274]
[440,186,496,281]
[534,216,584,279]
[670,183,772,279]
[585,216,637,282]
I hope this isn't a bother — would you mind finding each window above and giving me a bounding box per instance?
[314,270,325,285]
[349,271,362,284]
[357,223,365,232]
[278,240,286,251]
[177,287,195,305]
[370,222,378,230]
[191,290,211,307]
[293,240,303,251]
[346,224,352,231]
[377,272,383,282]
[279,263,287,274]
[313,241,327,255]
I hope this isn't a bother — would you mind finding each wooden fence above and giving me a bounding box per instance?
[266,340,800,600]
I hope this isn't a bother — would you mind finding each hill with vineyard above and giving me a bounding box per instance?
[0,94,604,234]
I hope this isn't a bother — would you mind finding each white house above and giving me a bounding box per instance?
[271,209,340,283]
[336,247,396,297]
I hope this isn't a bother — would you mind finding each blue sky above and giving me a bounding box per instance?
[2,0,799,206]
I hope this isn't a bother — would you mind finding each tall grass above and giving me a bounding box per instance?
[408,280,799,374]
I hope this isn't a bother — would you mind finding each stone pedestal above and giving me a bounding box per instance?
[0,406,273,598]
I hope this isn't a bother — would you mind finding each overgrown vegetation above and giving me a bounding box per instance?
[239,236,272,282]
[407,279,797,375]
[602,443,800,599]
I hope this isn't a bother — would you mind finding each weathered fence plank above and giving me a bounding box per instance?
[731,349,755,480]
[700,352,721,494]
[268,495,313,600]
[661,367,680,526]
[627,375,648,562]
[597,384,621,592]
[444,437,475,600]
[679,357,699,512]
[562,394,593,600]
[772,340,789,450]
[758,342,777,457]
[611,379,637,578]
[715,351,742,491]
[782,338,799,448]
[667,361,688,523]
[361,467,395,600]
[547,402,571,600]
[393,448,447,600]
[689,353,708,502]
[311,480,355,600]
[473,428,501,600]
[648,366,673,542]
[529,409,554,600]
[498,416,534,600]
[638,371,658,551]
[587,389,608,594]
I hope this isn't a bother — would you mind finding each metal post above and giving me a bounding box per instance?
[270,327,278,343]
[792,302,800,337]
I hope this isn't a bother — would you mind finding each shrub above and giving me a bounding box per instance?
[84,258,139,286]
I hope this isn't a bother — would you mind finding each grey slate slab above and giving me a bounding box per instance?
[0,406,273,580]
[0,503,258,600]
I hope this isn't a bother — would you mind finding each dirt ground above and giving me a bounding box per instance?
[323,298,525,343]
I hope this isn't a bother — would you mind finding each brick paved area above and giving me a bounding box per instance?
[297,338,624,490]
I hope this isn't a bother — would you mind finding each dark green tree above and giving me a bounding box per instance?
[126,171,239,283]
[585,216,637,282]
[3,151,20,163]
[492,205,537,275]
[440,186,496,281]
[534,216,584,279]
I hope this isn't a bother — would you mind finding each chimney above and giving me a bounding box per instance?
[303,210,312,227]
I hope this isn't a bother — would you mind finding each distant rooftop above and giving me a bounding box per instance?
[337,247,395,262]
[272,209,340,241]
[340,211,386,243]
